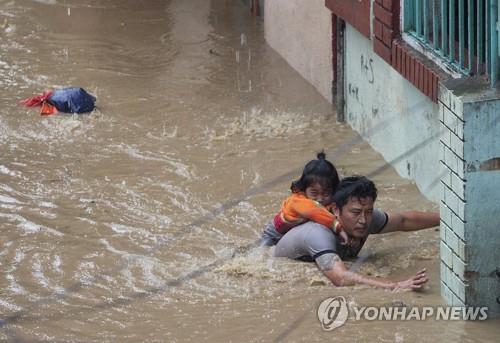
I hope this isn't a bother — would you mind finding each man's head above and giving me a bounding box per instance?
[332,176,377,238]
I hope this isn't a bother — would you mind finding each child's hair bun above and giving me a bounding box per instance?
[317,151,326,160]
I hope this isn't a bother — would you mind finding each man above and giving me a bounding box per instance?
[273,176,440,290]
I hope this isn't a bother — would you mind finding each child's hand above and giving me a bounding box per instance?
[339,230,349,246]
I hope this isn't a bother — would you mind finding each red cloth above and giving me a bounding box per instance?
[40,101,57,115]
[19,91,53,107]
[19,91,58,116]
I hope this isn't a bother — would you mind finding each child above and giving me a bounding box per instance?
[260,152,348,246]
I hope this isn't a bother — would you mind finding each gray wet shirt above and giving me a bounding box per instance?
[273,209,388,261]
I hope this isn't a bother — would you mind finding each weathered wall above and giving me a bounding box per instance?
[264,0,333,102]
[344,25,442,201]
[439,82,500,316]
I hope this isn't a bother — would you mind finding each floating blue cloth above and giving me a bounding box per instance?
[48,87,96,114]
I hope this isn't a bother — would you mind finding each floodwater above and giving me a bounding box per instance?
[0,0,498,342]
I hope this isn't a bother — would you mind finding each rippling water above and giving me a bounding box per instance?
[0,0,499,342]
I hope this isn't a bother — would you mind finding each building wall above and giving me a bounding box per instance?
[344,25,442,201]
[439,82,500,316]
[264,0,333,102]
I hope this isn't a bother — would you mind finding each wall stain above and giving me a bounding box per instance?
[466,158,500,172]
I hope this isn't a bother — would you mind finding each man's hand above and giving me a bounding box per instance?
[317,254,429,291]
[393,269,428,291]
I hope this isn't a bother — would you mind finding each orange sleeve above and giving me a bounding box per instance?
[282,193,337,229]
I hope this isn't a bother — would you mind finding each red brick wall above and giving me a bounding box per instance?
[392,40,439,102]
[372,0,399,65]
[325,0,371,38]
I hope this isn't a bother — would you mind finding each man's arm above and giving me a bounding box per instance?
[315,253,428,290]
[379,211,439,234]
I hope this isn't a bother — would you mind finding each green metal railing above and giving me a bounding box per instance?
[404,0,499,87]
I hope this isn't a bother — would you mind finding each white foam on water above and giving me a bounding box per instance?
[4,244,31,296]
[214,254,278,281]
[138,258,164,288]
[251,171,261,186]
[0,184,15,193]
[0,10,15,18]
[123,272,140,293]
[0,212,63,236]
[0,165,21,177]
[0,203,19,210]
[105,222,154,239]
[205,107,321,142]
[105,182,176,231]
[38,201,57,208]
[77,217,97,225]
[0,298,22,311]
[111,143,194,179]
[39,210,57,219]
[77,261,96,286]
[157,182,202,214]
[52,255,62,274]
[4,22,15,34]
[0,40,30,53]
[210,201,262,238]
[99,238,129,256]
[0,194,20,203]
[3,248,23,275]
[1,112,99,147]
[13,249,25,265]
[98,238,170,290]
[6,274,28,295]
[32,254,50,289]
[0,241,11,257]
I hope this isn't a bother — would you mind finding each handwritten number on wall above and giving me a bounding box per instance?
[348,83,359,101]
[360,55,374,84]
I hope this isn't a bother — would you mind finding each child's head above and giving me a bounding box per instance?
[291,152,340,205]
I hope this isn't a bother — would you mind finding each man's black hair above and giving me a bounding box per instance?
[332,176,377,210]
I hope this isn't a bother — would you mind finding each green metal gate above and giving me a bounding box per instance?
[404,0,499,87]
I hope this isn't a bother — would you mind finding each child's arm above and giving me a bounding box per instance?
[289,196,342,234]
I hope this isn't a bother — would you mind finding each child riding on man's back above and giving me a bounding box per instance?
[260,152,348,246]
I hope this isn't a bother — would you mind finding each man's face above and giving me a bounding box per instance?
[333,196,374,238]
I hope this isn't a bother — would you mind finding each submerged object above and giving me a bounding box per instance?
[20,87,96,116]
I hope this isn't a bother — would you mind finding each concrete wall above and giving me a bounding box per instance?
[439,82,500,316]
[344,25,442,201]
[264,0,333,102]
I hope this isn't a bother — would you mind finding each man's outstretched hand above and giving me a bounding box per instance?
[393,269,428,291]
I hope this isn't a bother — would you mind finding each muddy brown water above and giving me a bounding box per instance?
[0,0,499,342]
